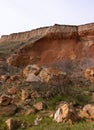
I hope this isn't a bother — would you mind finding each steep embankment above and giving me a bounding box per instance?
[0,23,94,75]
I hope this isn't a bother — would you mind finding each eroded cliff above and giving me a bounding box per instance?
[0,23,94,76]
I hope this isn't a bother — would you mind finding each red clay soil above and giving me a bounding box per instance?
[6,38,83,67]
[1,23,94,69]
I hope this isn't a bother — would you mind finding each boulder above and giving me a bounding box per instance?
[0,94,12,106]
[39,67,67,85]
[6,118,21,130]
[85,67,94,82]
[0,104,17,116]
[79,104,94,119]
[54,102,78,123]
[6,54,18,66]
[26,73,40,82]
[23,64,41,77]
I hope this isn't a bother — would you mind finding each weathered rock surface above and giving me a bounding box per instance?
[0,74,10,81]
[23,64,41,77]
[33,102,47,111]
[0,23,94,78]
[25,108,37,115]
[21,89,30,101]
[26,73,40,82]
[0,23,92,72]
[0,94,12,106]
[54,102,79,123]
[0,104,17,116]
[6,118,21,130]
[85,67,94,81]
[34,115,42,126]
[0,94,17,116]
[0,23,94,127]
[24,65,69,87]
[79,104,94,119]
[39,67,67,85]
[7,86,17,95]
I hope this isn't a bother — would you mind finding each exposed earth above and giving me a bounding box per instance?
[0,23,94,129]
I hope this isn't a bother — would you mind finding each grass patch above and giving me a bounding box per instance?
[0,116,8,130]
[0,116,94,130]
[0,41,25,55]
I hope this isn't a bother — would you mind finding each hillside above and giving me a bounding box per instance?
[1,23,94,129]
[0,24,94,60]
[0,23,94,76]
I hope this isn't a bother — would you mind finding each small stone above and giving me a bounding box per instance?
[1,74,10,81]
[0,94,12,106]
[25,108,37,115]
[49,113,54,118]
[8,75,19,82]
[34,115,42,126]
[31,91,38,99]
[21,89,30,101]
[8,86,17,95]
[33,102,47,111]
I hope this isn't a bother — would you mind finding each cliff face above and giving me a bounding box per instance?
[1,23,94,42]
[1,23,94,75]
[0,25,78,42]
[78,23,94,40]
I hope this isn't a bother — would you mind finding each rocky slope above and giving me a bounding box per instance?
[0,23,94,77]
[0,23,94,129]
